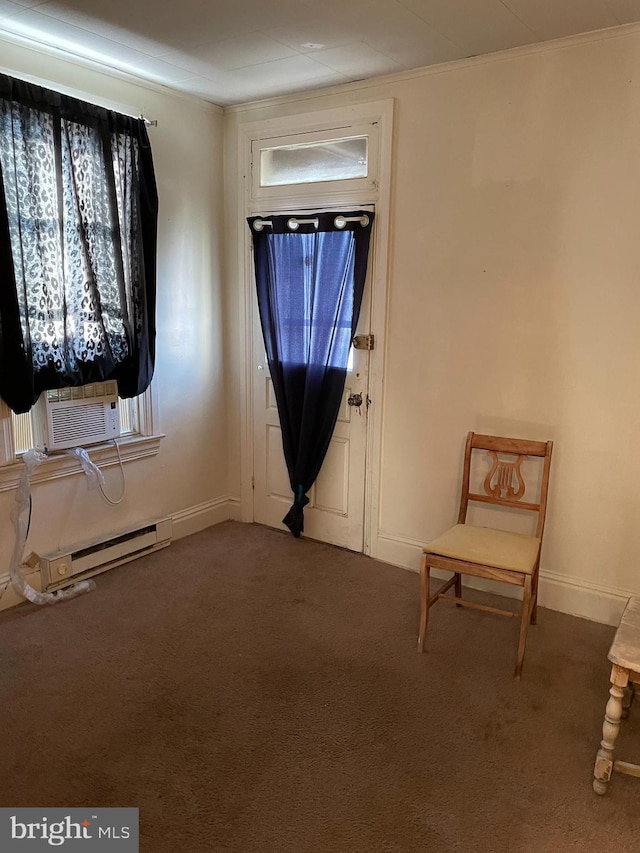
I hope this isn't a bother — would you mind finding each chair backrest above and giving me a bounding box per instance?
[457,432,553,540]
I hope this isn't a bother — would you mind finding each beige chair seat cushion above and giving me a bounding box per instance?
[423,524,540,574]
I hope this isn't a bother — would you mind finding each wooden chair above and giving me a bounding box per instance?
[418,432,553,678]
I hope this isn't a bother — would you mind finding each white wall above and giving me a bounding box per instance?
[3,24,639,626]
[225,26,640,625]
[0,37,232,602]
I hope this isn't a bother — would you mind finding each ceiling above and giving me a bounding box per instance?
[0,0,638,107]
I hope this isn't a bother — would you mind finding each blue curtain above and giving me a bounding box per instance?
[248,211,374,537]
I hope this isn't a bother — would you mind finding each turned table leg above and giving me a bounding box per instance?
[593,664,629,795]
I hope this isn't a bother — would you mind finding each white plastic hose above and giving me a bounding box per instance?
[65,446,105,490]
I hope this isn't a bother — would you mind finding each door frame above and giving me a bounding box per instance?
[236,99,394,557]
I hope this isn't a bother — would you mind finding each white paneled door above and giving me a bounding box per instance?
[243,101,392,557]
[252,276,372,552]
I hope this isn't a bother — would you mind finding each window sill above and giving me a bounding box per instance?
[0,434,164,494]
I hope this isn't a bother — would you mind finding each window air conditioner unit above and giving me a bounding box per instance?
[33,381,121,451]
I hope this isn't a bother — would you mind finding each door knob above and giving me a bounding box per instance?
[347,393,363,408]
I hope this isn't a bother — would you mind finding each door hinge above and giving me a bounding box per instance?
[352,334,375,351]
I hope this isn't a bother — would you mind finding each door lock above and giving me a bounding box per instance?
[352,334,375,351]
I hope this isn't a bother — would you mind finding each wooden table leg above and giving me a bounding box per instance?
[594,664,629,795]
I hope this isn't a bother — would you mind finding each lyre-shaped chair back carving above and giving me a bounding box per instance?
[483,451,527,501]
[457,433,553,541]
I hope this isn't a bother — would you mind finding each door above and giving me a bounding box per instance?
[252,216,373,552]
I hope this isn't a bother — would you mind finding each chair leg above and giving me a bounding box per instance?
[622,683,636,720]
[515,575,533,679]
[454,572,462,606]
[530,561,540,625]
[418,554,430,652]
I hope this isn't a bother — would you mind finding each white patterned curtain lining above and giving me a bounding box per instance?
[0,74,157,414]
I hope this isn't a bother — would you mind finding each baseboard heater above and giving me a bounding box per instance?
[39,519,173,591]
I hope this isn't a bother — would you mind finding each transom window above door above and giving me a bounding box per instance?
[248,105,388,207]
[259,135,369,187]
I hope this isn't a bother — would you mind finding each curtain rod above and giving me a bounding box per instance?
[252,214,369,232]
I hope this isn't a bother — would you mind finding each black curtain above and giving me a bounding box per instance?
[248,211,374,537]
[0,73,158,414]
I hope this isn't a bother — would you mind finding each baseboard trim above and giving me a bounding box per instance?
[373,530,635,627]
[0,496,243,613]
[172,496,241,540]
[4,515,631,626]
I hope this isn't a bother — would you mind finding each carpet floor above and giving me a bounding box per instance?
[0,521,638,852]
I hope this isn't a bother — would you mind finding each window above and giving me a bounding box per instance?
[250,116,381,206]
[260,136,368,187]
[0,385,158,482]
[0,73,159,472]
[11,395,140,454]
